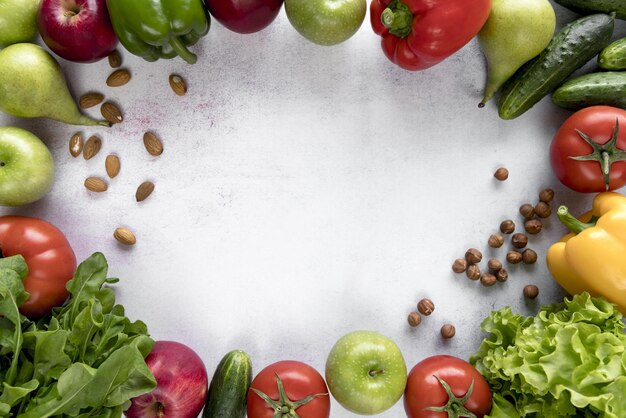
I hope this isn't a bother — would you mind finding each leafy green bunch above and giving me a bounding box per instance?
[0,252,156,417]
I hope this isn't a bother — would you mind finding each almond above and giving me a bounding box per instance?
[143,132,163,156]
[101,101,123,124]
[114,227,136,245]
[83,135,102,160]
[69,133,83,157]
[108,49,122,68]
[106,69,131,87]
[84,176,108,192]
[79,92,104,109]
[105,154,120,178]
[135,181,155,202]
[169,74,187,96]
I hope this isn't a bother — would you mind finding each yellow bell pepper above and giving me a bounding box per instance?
[547,191,626,314]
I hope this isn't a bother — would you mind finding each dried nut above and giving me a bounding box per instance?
[408,311,422,327]
[143,132,164,156]
[135,181,155,202]
[523,284,539,299]
[114,227,136,245]
[494,167,509,181]
[101,101,123,124]
[83,135,102,160]
[84,176,107,192]
[524,219,543,235]
[69,133,83,157]
[417,299,435,316]
[487,258,502,272]
[169,74,187,96]
[79,92,104,109]
[496,268,509,282]
[519,203,535,219]
[535,201,552,218]
[506,250,523,265]
[105,154,120,178]
[108,49,122,68]
[522,248,538,265]
[539,188,555,203]
[466,264,481,281]
[441,324,456,339]
[500,220,515,234]
[465,248,482,264]
[488,233,504,248]
[480,273,497,287]
[106,69,131,87]
[452,258,468,273]
[511,233,528,249]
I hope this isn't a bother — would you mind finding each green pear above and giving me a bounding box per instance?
[0,0,40,48]
[478,0,556,107]
[0,43,109,126]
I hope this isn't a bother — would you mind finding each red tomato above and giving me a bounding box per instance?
[404,355,492,418]
[0,216,76,318]
[204,0,284,34]
[247,360,330,418]
[550,106,626,193]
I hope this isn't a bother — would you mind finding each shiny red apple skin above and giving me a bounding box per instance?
[205,0,284,34]
[37,0,117,63]
[126,341,209,418]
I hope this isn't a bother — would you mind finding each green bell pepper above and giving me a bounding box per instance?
[106,0,210,64]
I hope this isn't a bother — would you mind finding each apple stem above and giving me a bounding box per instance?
[368,369,384,377]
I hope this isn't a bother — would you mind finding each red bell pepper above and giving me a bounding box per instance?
[370,0,492,71]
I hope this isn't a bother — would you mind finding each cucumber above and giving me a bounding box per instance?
[497,13,614,120]
[552,71,626,110]
[599,37,626,70]
[203,350,252,418]
[553,0,626,21]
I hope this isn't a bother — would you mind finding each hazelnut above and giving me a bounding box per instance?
[496,268,509,282]
[417,299,435,316]
[494,167,509,181]
[522,248,538,264]
[441,324,456,339]
[506,250,523,264]
[535,202,552,218]
[452,258,468,273]
[487,258,502,271]
[511,233,528,249]
[480,273,497,287]
[465,248,482,264]
[539,188,555,203]
[524,219,543,235]
[466,264,481,281]
[488,233,504,248]
[408,312,422,327]
[523,285,539,299]
[500,220,515,234]
[519,203,535,219]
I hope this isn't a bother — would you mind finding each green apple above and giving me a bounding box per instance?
[0,126,54,206]
[325,330,407,415]
[0,0,41,48]
[284,0,366,46]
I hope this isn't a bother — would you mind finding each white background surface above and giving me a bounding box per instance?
[1,2,625,416]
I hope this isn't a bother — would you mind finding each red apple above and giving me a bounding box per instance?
[126,341,209,418]
[37,0,117,63]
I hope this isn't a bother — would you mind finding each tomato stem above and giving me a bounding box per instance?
[423,375,478,418]
[250,373,328,418]
[381,0,413,38]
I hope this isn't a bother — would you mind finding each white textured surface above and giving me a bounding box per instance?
[1,3,625,416]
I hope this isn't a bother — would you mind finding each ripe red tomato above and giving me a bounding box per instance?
[404,355,492,418]
[204,0,284,34]
[247,360,330,418]
[550,106,626,193]
[0,216,76,318]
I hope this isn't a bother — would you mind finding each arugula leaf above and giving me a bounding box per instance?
[0,265,29,387]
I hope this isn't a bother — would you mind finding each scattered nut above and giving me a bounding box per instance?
[511,233,528,249]
[506,250,523,264]
[488,233,504,248]
[452,258,468,273]
[535,201,552,218]
[496,268,508,282]
[522,248,538,264]
[480,273,497,287]
[101,101,123,124]
[466,264,481,281]
[114,227,136,245]
[523,284,539,299]
[524,219,543,235]
[84,177,107,193]
[79,92,104,109]
[143,131,164,156]
[417,299,435,316]
[487,258,502,272]
[465,248,482,264]
[500,220,515,234]
[408,312,422,327]
[519,203,535,219]
[83,135,102,160]
[108,49,122,68]
[135,181,155,202]
[539,188,555,203]
[169,74,187,96]
[494,167,509,181]
[106,69,131,87]
[441,324,456,339]
[69,133,83,157]
[105,154,120,178]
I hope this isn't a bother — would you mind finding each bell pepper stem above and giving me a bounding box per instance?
[557,205,598,234]
[170,37,197,64]
[381,0,413,38]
